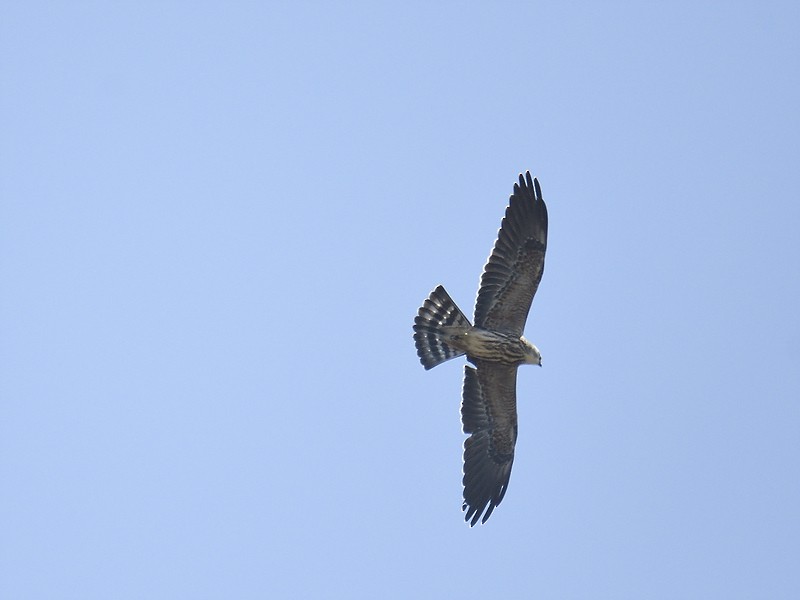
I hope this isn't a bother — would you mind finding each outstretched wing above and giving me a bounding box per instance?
[461,361,518,526]
[473,171,548,336]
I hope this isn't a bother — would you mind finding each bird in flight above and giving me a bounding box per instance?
[413,171,548,526]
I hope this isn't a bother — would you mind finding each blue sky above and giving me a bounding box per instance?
[2,2,799,598]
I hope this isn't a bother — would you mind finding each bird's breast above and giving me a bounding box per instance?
[452,328,529,365]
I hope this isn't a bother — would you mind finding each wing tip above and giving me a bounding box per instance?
[462,497,499,527]
[518,170,543,199]
[512,170,543,203]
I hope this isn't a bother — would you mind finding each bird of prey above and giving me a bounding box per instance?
[413,171,548,526]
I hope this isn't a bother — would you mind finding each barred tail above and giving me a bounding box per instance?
[413,285,472,370]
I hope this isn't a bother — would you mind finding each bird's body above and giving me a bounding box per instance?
[413,171,548,526]
[431,321,540,367]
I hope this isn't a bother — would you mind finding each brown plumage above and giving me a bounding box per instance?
[413,171,548,526]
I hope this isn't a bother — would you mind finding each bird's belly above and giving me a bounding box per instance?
[449,328,527,364]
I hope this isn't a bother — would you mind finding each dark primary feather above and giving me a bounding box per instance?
[461,361,518,526]
[473,171,548,336]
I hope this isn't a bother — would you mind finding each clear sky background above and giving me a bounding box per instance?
[2,2,799,598]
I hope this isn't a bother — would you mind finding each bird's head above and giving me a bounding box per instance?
[521,337,542,367]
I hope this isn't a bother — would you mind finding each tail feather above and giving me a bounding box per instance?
[413,285,472,370]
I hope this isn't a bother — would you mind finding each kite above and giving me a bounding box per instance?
[413,171,548,526]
